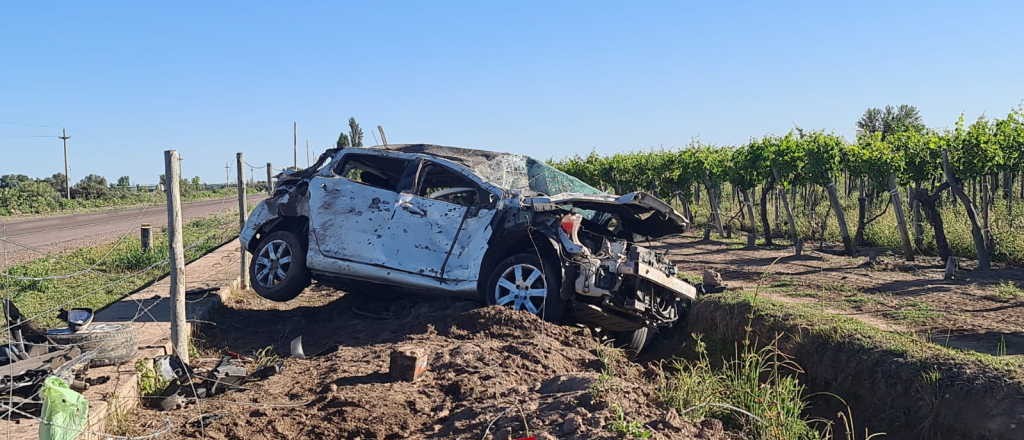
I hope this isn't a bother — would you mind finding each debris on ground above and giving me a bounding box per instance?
[702,269,723,287]
[134,287,741,439]
[693,269,728,296]
[1,300,97,417]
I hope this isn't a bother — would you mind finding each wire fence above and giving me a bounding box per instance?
[0,153,273,439]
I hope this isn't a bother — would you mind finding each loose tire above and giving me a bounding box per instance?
[47,323,138,367]
[485,252,566,322]
[250,230,311,302]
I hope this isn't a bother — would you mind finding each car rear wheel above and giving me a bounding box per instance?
[485,253,566,322]
[250,230,310,302]
[615,326,654,357]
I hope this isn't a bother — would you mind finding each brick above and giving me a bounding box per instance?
[389,345,428,382]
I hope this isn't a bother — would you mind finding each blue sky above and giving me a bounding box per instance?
[2,1,1021,185]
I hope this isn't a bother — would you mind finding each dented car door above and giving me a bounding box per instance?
[308,153,410,266]
[381,159,496,279]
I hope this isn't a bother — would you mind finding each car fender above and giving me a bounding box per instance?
[240,202,274,251]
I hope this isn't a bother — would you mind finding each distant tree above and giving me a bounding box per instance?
[159,174,166,186]
[856,104,925,140]
[349,117,364,147]
[191,176,202,192]
[72,174,110,199]
[336,132,350,149]
[0,174,31,189]
[42,173,66,194]
[118,175,131,187]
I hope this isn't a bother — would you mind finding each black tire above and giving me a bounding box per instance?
[614,326,654,357]
[484,252,566,322]
[47,323,138,367]
[250,230,311,302]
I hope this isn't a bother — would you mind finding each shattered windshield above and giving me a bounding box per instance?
[473,154,604,196]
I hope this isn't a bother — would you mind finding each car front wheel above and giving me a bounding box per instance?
[250,230,310,302]
[485,253,566,322]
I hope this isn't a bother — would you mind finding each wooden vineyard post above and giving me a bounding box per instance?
[826,181,855,256]
[888,174,915,261]
[773,166,801,255]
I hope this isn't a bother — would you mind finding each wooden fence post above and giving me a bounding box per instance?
[237,153,250,290]
[164,150,188,364]
[266,162,274,196]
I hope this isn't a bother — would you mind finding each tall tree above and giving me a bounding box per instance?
[43,173,67,194]
[856,104,925,140]
[72,174,110,200]
[348,117,364,147]
[336,132,350,149]
[117,175,131,187]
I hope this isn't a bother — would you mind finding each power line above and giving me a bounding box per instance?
[0,121,56,128]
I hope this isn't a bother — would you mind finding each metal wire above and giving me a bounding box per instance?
[0,170,243,439]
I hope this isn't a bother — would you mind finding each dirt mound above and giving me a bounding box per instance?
[144,287,739,439]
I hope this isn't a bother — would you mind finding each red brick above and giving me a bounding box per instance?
[389,345,428,382]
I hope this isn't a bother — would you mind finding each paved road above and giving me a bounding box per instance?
[0,195,265,266]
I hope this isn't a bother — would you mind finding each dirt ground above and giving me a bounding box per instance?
[654,234,1024,356]
[126,231,1024,439]
[134,286,740,440]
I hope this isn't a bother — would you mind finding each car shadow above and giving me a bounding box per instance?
[199,286,481,358]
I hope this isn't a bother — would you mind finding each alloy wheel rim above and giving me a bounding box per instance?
[255,239,292,288]
[494,263,547,315]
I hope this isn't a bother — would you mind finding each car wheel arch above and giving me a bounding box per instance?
[477,228,564,298]
[249,216,310,253]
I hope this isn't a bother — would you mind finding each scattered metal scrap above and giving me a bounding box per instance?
[1,300,96,417]
[150,350,285,412]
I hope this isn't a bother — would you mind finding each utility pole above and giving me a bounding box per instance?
[225,163,230,188]
[59,128,71,199]
[306,140,310,167]
[293,122,298,169]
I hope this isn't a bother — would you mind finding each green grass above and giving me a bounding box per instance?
[699,292,1024,373]
[608,405,652,439]
[689,292,1024,439]
[882,300,942,325]
[2,212,237,329]
[821,282,861,295]
[786,290,820,298]
[840,294,873,306]
[770,275,795,288]
[994,281,1024,300]
[676,271,700,284]
[659,332,862,439]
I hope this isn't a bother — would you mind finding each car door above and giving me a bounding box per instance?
[382,159,497,279]
[308,152,411,266]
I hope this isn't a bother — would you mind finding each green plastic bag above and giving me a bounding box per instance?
[39,376,89,440]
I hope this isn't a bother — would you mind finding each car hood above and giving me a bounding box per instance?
[530,191,688,238]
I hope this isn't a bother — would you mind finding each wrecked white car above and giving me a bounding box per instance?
[240,144,696,352]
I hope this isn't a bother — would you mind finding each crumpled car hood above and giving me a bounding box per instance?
[531,191,688,238]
